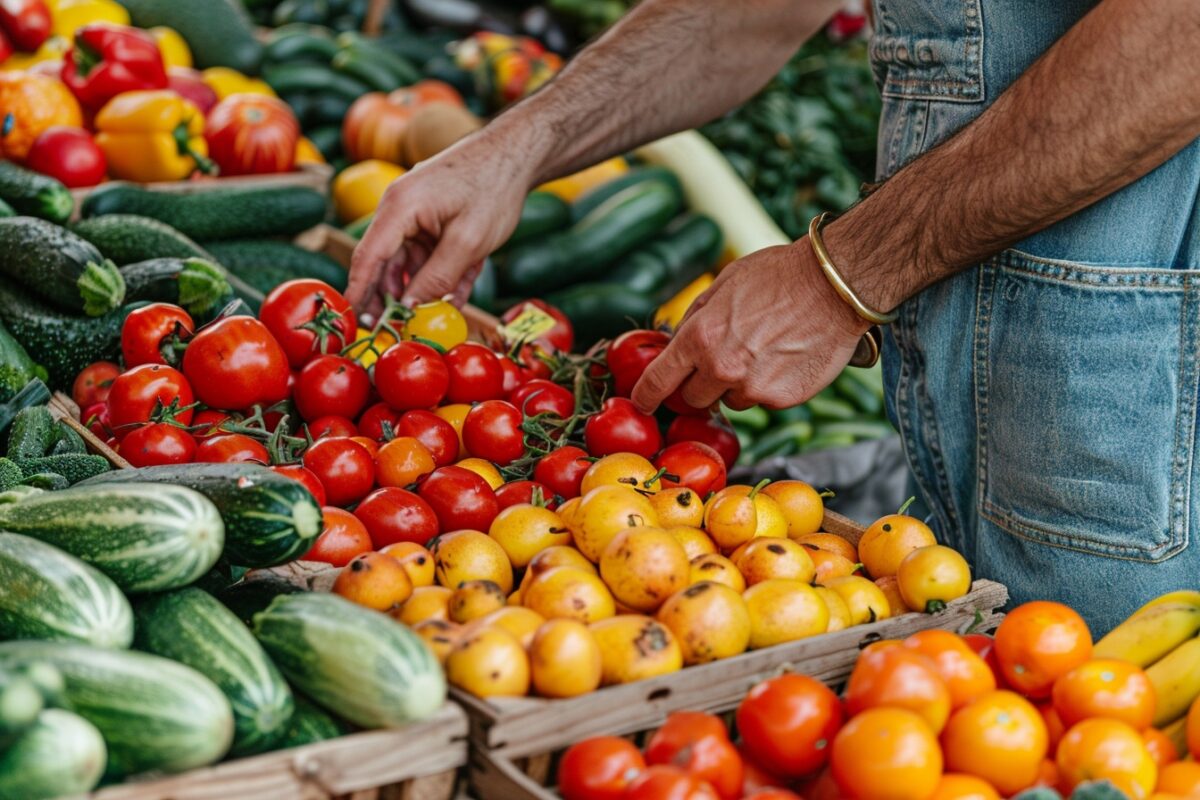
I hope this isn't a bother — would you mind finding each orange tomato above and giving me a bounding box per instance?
[332,551,413,611]
[830,708,942,800]
[1034,759,1059,789]
[1052,659,1156,730]
[1056,719,1157,800]
[1143,727,1180,768]
[846,641,952,733]
[376,436,436,487]
[806,545,858,585]
[1040,703,1066,751]
[903,629,996,710]
[795,532,857,564]
[1156,762,1200,796]
[927,773,1000,800]
[874,575,911,615]
[993,601,1092,699]
[941,690,1048,795]
[1188,694,1200,760]
[760,480,825,538]
[857,512,936,579]
[351,436,380,457]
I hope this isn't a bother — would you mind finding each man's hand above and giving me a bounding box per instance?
[631,242,871,413]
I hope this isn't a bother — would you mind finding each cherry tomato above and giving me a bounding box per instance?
[358,402,403,441]
[375,437,436,487]
[351,436,380,458]
[495,479,557,510]
[417,465,500,532]
[295,355,370,421]
[354,487,440,547]
[667,415,741,471]
[646,712,743,800]
[302,437,376,507]
[304,506,373,565]
[533,446,591,500]
[193,433,270,464]
[606,329,670,397]
[374,341,449,410]
[624,766,720,800]
[181,317,290,411]
[585,398,662,458]
[26,126,106,188]
[396,410,459,467]
[107,364,195,435]
[736,674,844,778]
[121,303,193,368]
[190,409,233,440]
[462,400,525,466]
[259,279,356,369]
[403,299,469,350]
[509,378,574,419]
[444,342,504,404]
[500,299,574,353]
[558,736,646,800]
[118,422,195,466]
[654,441,727,495]
[497,355,524,394]
[72,361,120,408]
[513,343,553,381]
[271,464,327,506]
[81,401,111,439]
[308,415,358,440]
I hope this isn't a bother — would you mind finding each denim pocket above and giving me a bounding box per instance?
[870,0,984,102]
[975,251,1200,562]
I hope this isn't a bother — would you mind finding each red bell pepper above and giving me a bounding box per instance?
[0,26,13,64]
[0,0,49,52]
[61,23,167,111]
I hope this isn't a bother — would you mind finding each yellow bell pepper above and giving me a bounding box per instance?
[49,0,129,42]
[538,157,628,202]
[149,26,191,69]
[332,159,405,223]
[94,90,214,183]
[294,136,325,166]
[655,273,714,331]
[0,36,69,71]
[201,66,275,100]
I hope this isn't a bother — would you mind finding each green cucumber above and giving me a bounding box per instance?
[214,574,306,626]
[833,366,885,416]
[336,35,421,84]
[271,0,329,26]
[81,184,328,242]
[609,213,722,295]
[6,406,53,460]
[502,191,571,250]
[0,667,43,748]
[332,48,403,92]
[0,162,72,224]
[810,419,896,440]
[800,431,858,453]
[135,588,294,757]
[0,483,224,593]
[15,454,110,484]
[0,532,133,648]
[121,257,232,316]
[308,91,355,126]
[570,165,684,222]
[0,217,124,316]
[71,214,215,265]
[253,593,445,729]
[262,63,371,101]
[0,709,106,799]
[806,388,859,422]
[0,458,20,491]
[721,403,772,433]
[0,318,40,403]
[22,472,67,490]
[204,239,348,292]
[50,421,87,455]
[264,29,338,64]
[0,641,234,779]
[82,464,322,568]
[307,123,344,160]
[276,694,347,748]
[115,0,262,72]
[0,381,50,436]
[543,282,659,348]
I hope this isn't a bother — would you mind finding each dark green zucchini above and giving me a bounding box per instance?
[0,218,124,316]
[262,63,370,102]
[121,258,232,316]
[203,240,348,292]
[0,163,72,224]
[501,191,571,250]
[608,214,722,295]
[264,29,338,64]
[71,214,215,265]
[570,165,684,222]
[0,320,41,404]
[543,283,659,348]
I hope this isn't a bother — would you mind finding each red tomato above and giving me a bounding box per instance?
[585,398,662,459]
[738,747,786,797]
[624,766,720,800]
[118,422,195,466]
[513,343,553,381]
[500,299,574,353]
[417,465,499,532]
[121,303,193,368]
[736,674,845,778]
[374,341,449,410]
[558,736,646,800]
[295,355,370,421]
[666,415,741,471]
[25,126,105,188]
[444,342,504,404]
[81,401,111,439]
[71,361,119,408]
[646,712,743,800]
[497,355,524,394]
[962,633,995,657]
[509,378,574,419]
[304,506,373,565]
[181,317,289,411]
[358,402,403,441]
[396,410,458,467]
[107,364,195,434]
[533,446,590,500]
[271,464,327,506]
[190,409,233,440]
[351,435,380,458]
[606,329,670,397]
[308,415,358,440]
[495,480,557,510]
[302,437,376,507]
[654,441,727,495]
[259,280,356,369]
[353,487,440,547]
[462,400,524,466]
[205,94,299,176]
[193,433,269,464]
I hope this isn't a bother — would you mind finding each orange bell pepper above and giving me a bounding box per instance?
[94,89,214,182]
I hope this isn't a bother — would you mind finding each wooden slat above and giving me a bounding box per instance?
[363,0,390,34]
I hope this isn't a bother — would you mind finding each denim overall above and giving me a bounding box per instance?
[872,0,1200,633]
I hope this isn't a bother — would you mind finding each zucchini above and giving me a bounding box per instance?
[0,709,106,799]
[0,380,50,436]
[0,483,224,593]
[0,458,20,491]
[115,0,262,73]
[336,34,421,84]
[71,214,215,265]
[0,667,43,748]
[50,421,87,455]
[806,388,859,422]
[253,593,446,728]
[15,454,110,484]
[307,123,344,160]
[0,217,125,316]
[0,162,72,224]
[6,405,53,460]
[264,29,338,64]
[0,532,133,648]
[543,282,659,348]
[135,588,294,757]
[81,184,329,242]
[214,574,305,626]
[501,180,683,294]
[82,464,322,568]
[276,694,347,748]
[570,165,684,222]
[262,63,371,102]
[308,91,355,126]
[0,319,39,403]
[204,239,348,292]
[0,641,234,778]
[122,257,232,316]
[502,191,570,249]
[332,48,403,92]
[609,213,722,295]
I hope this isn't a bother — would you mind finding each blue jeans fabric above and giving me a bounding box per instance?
[871,0,1200,633]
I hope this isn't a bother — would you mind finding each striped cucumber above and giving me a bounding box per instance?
[276,693,347,749]
[0,484,224,593]
[0,709,106,799]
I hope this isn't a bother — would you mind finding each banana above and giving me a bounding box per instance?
[1094,601,1200,667]
[1148,637,1200,727]
[1131,590,1200,617]
[1162,715,1189,760]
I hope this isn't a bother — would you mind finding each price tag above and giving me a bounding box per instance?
[499,306,557,345]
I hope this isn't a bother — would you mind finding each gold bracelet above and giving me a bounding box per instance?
[808,212,898,325]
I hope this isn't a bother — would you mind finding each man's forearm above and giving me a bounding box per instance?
[493,0,840,185]
[827,0,1200,312]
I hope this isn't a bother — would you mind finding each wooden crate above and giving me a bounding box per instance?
[89,703,468,800]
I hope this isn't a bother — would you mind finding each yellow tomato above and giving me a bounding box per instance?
[434,404,470,459]
[380,542,436,588]
[721,484,789,539]
[590,615,682,685]
[429,529,513,594]
[743,579,829,648]
[580,453,660,496]
[346,327,397,368]
[897,545,972,613]
[652,488,705,528]
[688,553,746,592]
[529,619,603,698]
[569,485,660,563]
[404,300,468,349]
[761,480,826,539]
[489,504,570,568]
[824,575,892,626]
[51,0,129,41]
[332,159,406,223]
[456,458,503,489]
[149,26,192,69]
[446,627,530,697]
